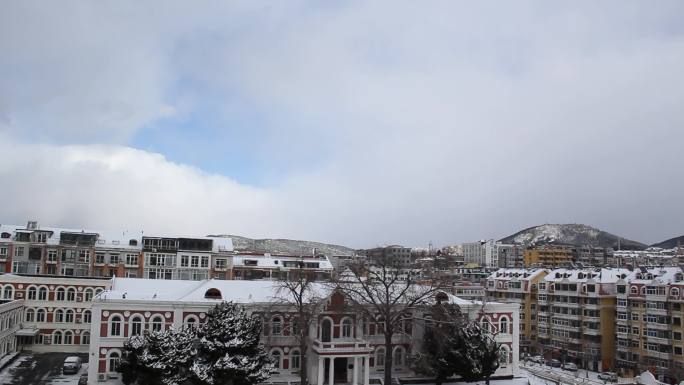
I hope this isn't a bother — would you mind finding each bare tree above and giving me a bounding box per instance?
[334,255,445,385]
[274,267,324,385]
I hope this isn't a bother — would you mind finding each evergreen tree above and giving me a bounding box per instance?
[413,303,465,385]
[451,322,500,384]
[118,302,273,385]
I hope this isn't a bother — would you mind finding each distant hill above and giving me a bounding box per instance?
[498,224,647,250]
[650,235,684,250]
[209,234,355,256]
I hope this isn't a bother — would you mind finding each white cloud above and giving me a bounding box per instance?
[1,1,684,246]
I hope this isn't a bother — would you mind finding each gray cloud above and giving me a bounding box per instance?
[1,1,684,247]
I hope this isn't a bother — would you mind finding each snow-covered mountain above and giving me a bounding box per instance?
[650,235,684,250]
[209,234,355,256]
[498,224,646,250]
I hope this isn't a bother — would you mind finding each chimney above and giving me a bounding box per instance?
[27,221,38,230]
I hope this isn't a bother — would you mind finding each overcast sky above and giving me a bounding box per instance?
[1,1,683,248]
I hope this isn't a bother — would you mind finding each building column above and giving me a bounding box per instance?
[329,357,335,385]
[363,356,370,385]
[318,357,324,385]
[353,357,359,385]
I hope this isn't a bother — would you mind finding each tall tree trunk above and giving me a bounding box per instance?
[384,330,393,385]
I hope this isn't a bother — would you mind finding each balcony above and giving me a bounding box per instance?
[311,338,373,355]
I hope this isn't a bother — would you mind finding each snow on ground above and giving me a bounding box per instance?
[0,355,32,384]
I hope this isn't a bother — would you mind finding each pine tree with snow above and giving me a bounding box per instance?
[185,302,273,385]
[413,304,465,385]
[451,322,500,384]
[119,332,178,385]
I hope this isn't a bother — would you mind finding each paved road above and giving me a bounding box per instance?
[1,353,87,385]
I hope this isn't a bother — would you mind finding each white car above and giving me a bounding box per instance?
[598,372,618,382]
[562,362,578,371]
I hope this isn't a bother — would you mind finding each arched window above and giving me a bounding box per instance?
[25,309,35,322]
[64,331,73,344]
[65,309,74,323]
[54,309,64,323]
[321,318,333,342]
[499,316,509,334]
[95,288,104,296]
[66,288,76,301]
[107,351,120,372]
[150,315,164,332]
[27,286,37,300]
[184,315,199,329]
[110,315,122,336]
[36,309,46,322]
[204,288,222,299]
[53,331,63,345]
[290,349,301,369]
[81,332,90,345]
[672,288,680,298]
[481,316,491,333]
[38,287,48,301]
[56,288,65,301]
[83,288,94,302]
[2,286,13,300]
[341,318,353,338]
[131,316,143,336]
[82,310,92,324]
[270,349,282,369]
[630,286,638,294]
[393,347,405,367]
[376,347,386,367]
[271,316,283,335]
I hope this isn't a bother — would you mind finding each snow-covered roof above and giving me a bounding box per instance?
[623,267,683,284]
[0,223,142,249]
[489,268,549,281]
[98,277,331,304]
[232,254,333,269]
[544,268,630,284]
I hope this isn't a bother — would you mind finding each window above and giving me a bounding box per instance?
[81,332,90,345]
[47,250,58,262]
[676,347,683,355]
[108,351,120,372]
[191,256,199,268]
[151,315,164,332]
[376,347,386,367]
[342,318,352,338]
[14,247,24,257]
[79,250,90,263]
[393,347,404,367]
[95,253,105,264]
[271,350,281,369]
[131,316,143,336]
[617,299,627,307]
[185,316,198,329]
[64,331,73,344]
[38,287,47,301]
[181,255,189,267]
[82,310,91,324]
[215,259,227,269]
[54,309,64,323]
[83,288,94,302]
[53,331,63,345]
[27,286,37,300]
[36,309,46,322]
[110,315,122,336]
[499,316,509,334]
[56,288,65,301]
[290,349,301,369]
[25,309,34,322]
[630,286,638,295]
[201,256,209,268]
[65,309,74,323]
[110,254,120,265]
[271,316,283,335]
[66,288,76,301]
[0,247,6,258]
[126,254,138,266]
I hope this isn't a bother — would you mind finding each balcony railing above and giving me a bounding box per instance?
[311,338,373,354]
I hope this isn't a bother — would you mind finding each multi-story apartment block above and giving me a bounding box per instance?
[537,268,628,372]
[497,244,525,268]
[0,274,110,353]
[615,267,684,383]
[487,268,549,356]
[359,246,413,268]
[141,235,234,280]
[523,245,575,268]
[88,277,520,384]
[232,253,333,281]
[0,299,23,358]
[574,246,615,267]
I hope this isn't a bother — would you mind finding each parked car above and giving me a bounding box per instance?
[78,373,88,385]
[598,372,618,382]
[562,362,578,371]
[63,356,82,374]
[547,359,561,367]
[529,355,544,364]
